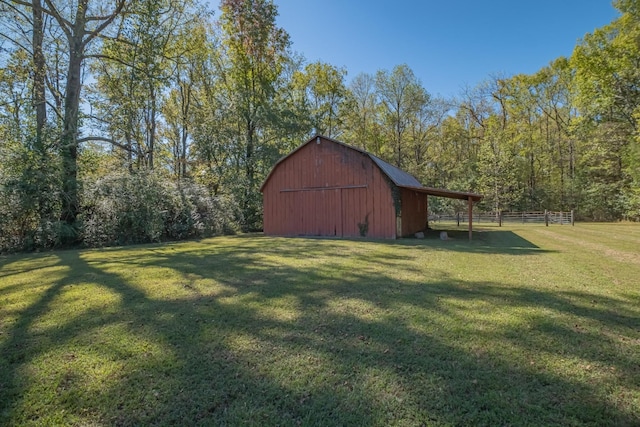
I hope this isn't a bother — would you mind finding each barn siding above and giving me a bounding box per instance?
[262,137,396,238]
[400,188,429,237]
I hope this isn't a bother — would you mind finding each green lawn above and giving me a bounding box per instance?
[1,224,639,426]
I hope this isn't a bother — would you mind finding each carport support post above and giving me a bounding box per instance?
[468,196,473,240]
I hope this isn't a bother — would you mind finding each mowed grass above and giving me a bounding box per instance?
[0,224,639,426]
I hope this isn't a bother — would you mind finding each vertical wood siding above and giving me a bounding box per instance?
[262,137,396,238]
[399,188,429,237]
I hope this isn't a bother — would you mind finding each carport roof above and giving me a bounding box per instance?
[397,185,483,202]
[368,155,482,202]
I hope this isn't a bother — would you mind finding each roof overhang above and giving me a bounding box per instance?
[399,185,483,202]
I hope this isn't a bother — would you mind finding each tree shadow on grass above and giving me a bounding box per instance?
[267,227,552,256]
[0,237,638,425]
[396,227,551,255]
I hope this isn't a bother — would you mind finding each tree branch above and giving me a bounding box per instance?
[41,0,73,37]
[43,99,63,122]
[77,135,133,152]
[85,53,149,74]
[0,1,32,23]
[0,31,32,54]
[82,0,127,48]
[95,33,136,47]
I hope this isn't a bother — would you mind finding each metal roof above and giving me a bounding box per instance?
[369,155,422,188]
[398,185,483,202]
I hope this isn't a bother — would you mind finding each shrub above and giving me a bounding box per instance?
[0,144,61,253]
[80,171,239,247]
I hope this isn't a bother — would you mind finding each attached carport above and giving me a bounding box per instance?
[397,185,484,240]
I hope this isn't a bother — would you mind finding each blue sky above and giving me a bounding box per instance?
[214,1,620,99]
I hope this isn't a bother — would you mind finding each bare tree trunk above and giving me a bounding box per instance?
[31,0,53,230]
[148,84,156,169]
[125,130,134,172]
[180,82,191,178]
[44,0,127,243]
[244,115,256,230]
[59,38,83,236]
[181,126,188,177]
[32,0,46,147]
[396,103,402,167]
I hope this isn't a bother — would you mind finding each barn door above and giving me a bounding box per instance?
[306,187,368,237]
[280,187,371,237]
[292,188,342,236]
[316,189,342,236]
[341,187,368,237]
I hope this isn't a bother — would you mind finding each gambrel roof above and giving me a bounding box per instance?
[261,135,482,202]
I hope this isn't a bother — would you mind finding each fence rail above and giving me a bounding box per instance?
[430,210,574,226]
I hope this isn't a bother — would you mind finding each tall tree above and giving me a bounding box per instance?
[92,0,197,171]
[426,113,477,189]
[375,64,427,168]
[34,0,128,241]
[529,57,578,208]
[163,15,211,178]
[342,72,383,155]
[404,95,449,182]
[218,0,290,230]
[269,52,314,149]
[292,61,347,138]
[572,0,640,218]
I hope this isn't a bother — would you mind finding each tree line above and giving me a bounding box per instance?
[1,0,639,252]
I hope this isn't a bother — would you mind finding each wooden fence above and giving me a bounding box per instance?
[430,210,575,226]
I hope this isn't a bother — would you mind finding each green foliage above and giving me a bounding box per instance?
[626,121,640,219]
[342,73,383,154]
[570,3,640,219]
[375,64,430,168]
[573,122,628,220]
[572,10,640,126]
[475,116,523,212]
[291,61,348,138]
[208,0,292,231]
[0,135,61,253]
[91,0,197,170]
[80,171,238,247]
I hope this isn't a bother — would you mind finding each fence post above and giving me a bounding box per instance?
[456,212,460,227]
[545,210,549,226]
[468,196,473,241]
[499,211,502,227]
[522,212,525,224]
[571,210,575,226]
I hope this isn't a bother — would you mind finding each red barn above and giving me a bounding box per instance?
[261,136,482,239]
